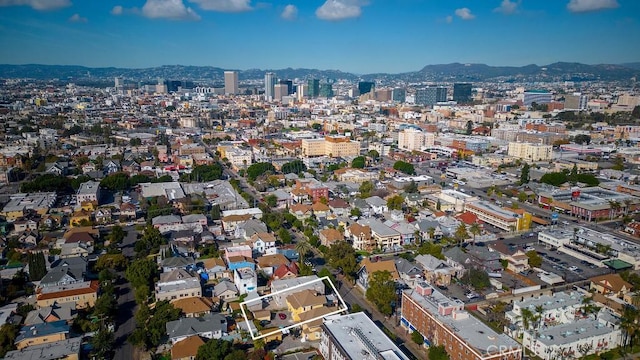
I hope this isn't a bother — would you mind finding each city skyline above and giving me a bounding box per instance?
[0,0,639,73]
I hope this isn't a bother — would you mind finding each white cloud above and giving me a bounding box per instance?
[111,5,123,15]
[567,0,619,13]
[494,0,519,14]
[316,0,367,21]
[445,15,453,23]
[0,0,71,11]
[142,0,201,20]
[68,13,87,22]
[188,0,252,12]
[281,4,297,20]
[454,7,475,20]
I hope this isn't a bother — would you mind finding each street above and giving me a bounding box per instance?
[113,226,138,360]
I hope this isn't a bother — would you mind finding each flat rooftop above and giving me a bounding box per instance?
[323,312,410,360]
[466,200,520,221]
[4,337,81,360]
[404,288,520,355]
[513,291,583,312]
[533,319,616,346]
[1,192,57,213]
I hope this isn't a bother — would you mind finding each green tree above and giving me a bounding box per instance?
[540,172,568,186]
[417,242,444,260]
[359,181,374,198]
[278,227,292,244]
[428,345,450,360]
[100,172,130,191]
[196,339,235,360]
[350,207,362,217]
[295,240,312,263]
[96,254,128,271]
[183,164,224,182]
[461,267,490,290]
[526,250,542,268]
[91,327,115,359]
[469,223,482,244]
[264,194,278,208]
[393,161,415,175]
[246,162,276,181]
[520,162,530,184]
[387,195,404,211]
[281,160,306,174]
[404,180,418,193]
[210,204,221,220]
[108,225,126,245]
[350,303,363,313]
[28,252,46,281]
[0,324,19,357]
[367,149,380,160]
[411,330,424,345]
[365,270,396,316]
[612,156,625,171]
[466,120,473,135]
[454,223,469,246]
[326,241,358,280]
[573,134,592,145]
[351,156,366,169]
[125,258,158,289]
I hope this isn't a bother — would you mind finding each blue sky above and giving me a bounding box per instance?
[0,0,638,73]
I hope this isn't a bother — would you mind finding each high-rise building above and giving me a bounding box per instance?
[308,79,320,98]
[114,77,123,88]
[392,88,406,103]
[358,81,375,95]
[415,87,447,106]
[398,128,435,151]
[297,83,309,100]
[564,93,588,110]
[453,83,473,103]
[279,80,293,95]
[523,90,552,106]
[273,84,287,102]
[319,82,333,98]
[224,71,239,95]
[264,72,277,101]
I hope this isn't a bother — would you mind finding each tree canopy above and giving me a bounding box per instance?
[326,241,358,279]
[365,270,397,316]
[125,258,158,289]
[387,195,404,210]
[100,172,130,191]
[196,339,236,360]
[183,164,224,182]
[246,162,276,181]
[281,160,306,174]
[351,156,366,169]
[393,161,415,175]
[428,345,451,360]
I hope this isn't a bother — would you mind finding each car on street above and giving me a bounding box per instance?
[568,266,578,271]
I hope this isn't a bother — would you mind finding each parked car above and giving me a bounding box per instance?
[568,266,579,271]
[278,313,287,320]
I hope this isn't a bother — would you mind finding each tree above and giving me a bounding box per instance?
[264,194,278,208]
[573,134,592,145]
[281,160,306,174]
[277,227,292,244]
[428,345,450,360]
[350,207,362,217]
[454,223,469,246]
[525,250,542,268]
[359,181,374,198]
[466,120,473,135]
[632,105,640,119]
[367,149,380,161]
[28,252,46,281]
[108,225,126,245]
[210,204,221,220]
[91,327,115,359]
[411,330,424,345]
[461,267,490,290]
[393,161,415,175]
[96,253,128,271]
[196,339,236,360]
[351,156,366,169]
[0,324,19,358]
[417,242,444,260]
[540,172,568,186]
[246,162,276,181]
[404,180,418,193]
[387,195,404,211]
[295,240,312,263]
[612,156,625,171]
[326,241,358,280]
[365,270,396,316]
[125,258,158,289]
[183,164,224,182]
[469,223,481,245]
[100,172,130,191]
[520,162,530,184]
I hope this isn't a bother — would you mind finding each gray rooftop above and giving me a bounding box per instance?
[77,180,100,195]
[4,337,81,360]
[322,312,410,360]
[531,319,617,346]
[513,291,584,312]
[359,218,400,238]
[166,313,227,339]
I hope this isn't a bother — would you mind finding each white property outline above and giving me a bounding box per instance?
[239,276,349,340]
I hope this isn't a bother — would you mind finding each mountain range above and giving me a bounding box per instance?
[0,62,638,83]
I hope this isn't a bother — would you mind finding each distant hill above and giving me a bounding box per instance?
[0,61,638,83]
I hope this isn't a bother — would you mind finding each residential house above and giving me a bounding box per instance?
[415,219,444,241]
[346,223,374,251]
[387,221,416,245]
[120,202,137,219]
[271,276,325,307]
[182,214,207,227]
[166,313,228,344]
[5,338,81,360]
[328,198,351,217]
[103,160,120,174]
[214,280,238,301]
[13,217,40,233]
[171,297,215,318]
[24,302,75,325]
[356,258,400,291]
[40,257,87,288]
[256,253,291,277]
[272,189,293,209]
[590,274,633,299]
[201,257,228,279]
[14,320,69,350]
[226,256,255,272]
[311,202,330,218]
[319,228,343,247]
[152,215,183,233]
[273,262,299,280]
[81,162,96,174]
[359,218,402,252]
[351,198,371,217]
[289,204,312,220]
[235,219,268,241]
[122,160,140,175]
[234,267,257,294]
[155,269,202,302]
[487,242,530,274]
[171,335,205,360]
[299,306,336,341]
[365,196,389,215]
[394,257,424,288]
[286,289,327,322]
[161,256,195,273]
[249,232,276,255]
[69,209,91,227]
[221,214,252,235]
[94,208,112,224]
[415,254,455,286]
[36,280,99,309]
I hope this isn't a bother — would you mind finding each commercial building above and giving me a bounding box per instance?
[224,71,238,95]
[402,283,522,360]
[36,280,99,309]
[507,142,553,161]
[453,83,473,103]
[4,337,81,360]
[398,128,435,151]
[523,90,552,106]
[537,187,638,222]
[301,136,360,158]
[416,87,447,106]
[320,312,411,360]
[1,192,57,221]
[264,72,276,101]
[279,79,293,95]
[319,82,334,98]
[308,79,320,98]
[392,88,406,103]
[465,200,531,232]
[564,93,588,110]
[274,83,288,102]
[358,81,375,95]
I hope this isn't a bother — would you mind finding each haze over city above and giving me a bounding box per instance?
[0,0,639,73]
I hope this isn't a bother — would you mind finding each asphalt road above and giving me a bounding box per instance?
[113,226,138,360]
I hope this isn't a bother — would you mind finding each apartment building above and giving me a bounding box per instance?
[465,201,531,232]
[401,283,522,360]
[36,280,99,309]
[507,142,553,161]
[504,292,583,338]
[76,180,101,205]
[320,312,411,360]
[155,269,202,302]
[301,136,360,158]
[398,128,435,151]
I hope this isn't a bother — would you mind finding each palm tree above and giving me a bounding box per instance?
[295,240,312,264]
[624,199,633,216]
[428,227,436,241]
[469,223,482,245]
[534,305,544,330]
[520,308,534,331]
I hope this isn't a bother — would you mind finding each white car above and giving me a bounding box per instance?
[525,247,535,252]
[568,266,579,271]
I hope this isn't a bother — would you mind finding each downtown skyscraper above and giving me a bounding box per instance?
[264,72,276,101]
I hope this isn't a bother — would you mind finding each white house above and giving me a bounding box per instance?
[364,196,389,215]
[505,292,584,338]
[166,313,227,344]
[249,232,277,255]
[233,267,257,294]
